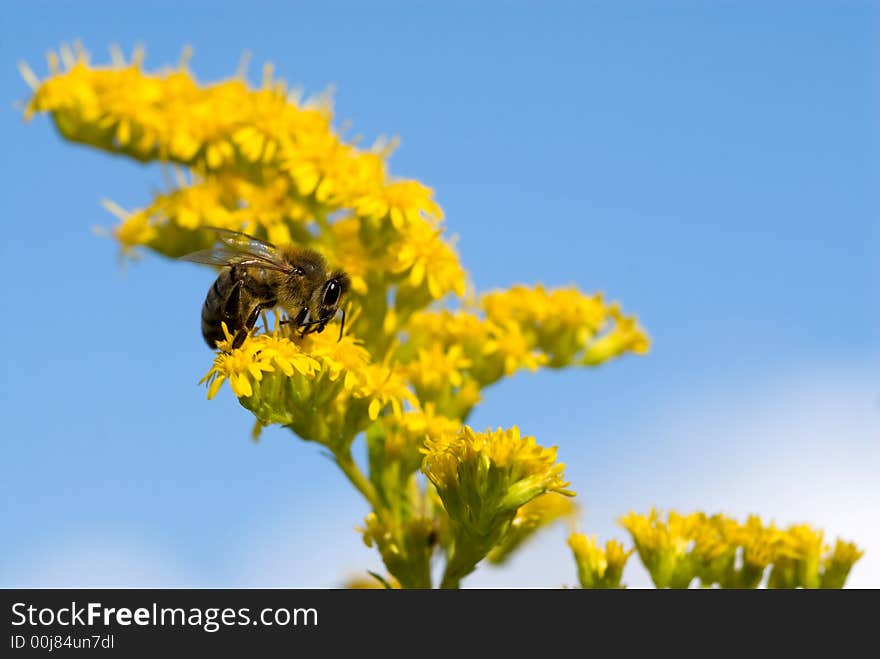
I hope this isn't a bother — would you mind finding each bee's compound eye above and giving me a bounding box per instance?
[323,279,342,306]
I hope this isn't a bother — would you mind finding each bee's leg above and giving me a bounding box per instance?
[295,317,327,337]
[294,311,343,340]
[233,300,276,349]
[281,307,309,329]
[231,328,249,350]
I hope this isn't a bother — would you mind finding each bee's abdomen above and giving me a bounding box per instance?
[201,269,238,348]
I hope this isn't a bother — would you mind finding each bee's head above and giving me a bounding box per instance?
[318,271,350,320]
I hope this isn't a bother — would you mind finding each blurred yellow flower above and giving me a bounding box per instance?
[354,179,443,228]
[392,218,467,300]
[359,512,434,589]
[568,534,633,589]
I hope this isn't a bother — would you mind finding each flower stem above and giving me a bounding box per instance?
[439,543,479,589]
[335,449,381,511]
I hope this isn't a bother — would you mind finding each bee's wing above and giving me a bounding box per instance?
[179,228,294,274]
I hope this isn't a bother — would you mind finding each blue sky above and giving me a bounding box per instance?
[1,1,877,587]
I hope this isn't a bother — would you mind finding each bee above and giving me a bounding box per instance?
[180,228,350,349]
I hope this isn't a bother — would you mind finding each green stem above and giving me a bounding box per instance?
[335,449,381,512]
[439,572,461,589]
[439,542,480,589]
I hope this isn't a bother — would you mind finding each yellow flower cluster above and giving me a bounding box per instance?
[107,173,314,256]
[422,426,573,587]
[358,512,435,589]
[568,534,633,589]
[620,509,864,588]
[400,287,649,419]
[200,318,414,449]
[482,285,650,367]
[23,44,405,210]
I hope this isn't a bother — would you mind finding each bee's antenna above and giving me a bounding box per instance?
[337,308,346,342]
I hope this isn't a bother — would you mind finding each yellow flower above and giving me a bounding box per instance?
[106,174,316,259]
[738,515,788,571]
[423,425,573,515]
[359,512,434,588]
[300,330,372,386]
[199,326,320,399]
[619,509,698,588]
[406,309,491,351]
[482,321,549,377]
[405,343,472,395]
[326,216,382,295]
[393,218,467,301]
[111,207,157,253]
[768,523,827,589]
[24,45,339,181]
[382,405,461,462]
[687,514,742,587]
[358,364,417,421]
[199,325,279,399]
[354,179,443,228]
[199,317,414,448]
[481,285,650,368]
[568,534,633,589]
[422,425,573,587]
[820,539,864,589]
[582,305,651,365]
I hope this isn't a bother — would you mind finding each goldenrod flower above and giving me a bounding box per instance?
[25,45,332,177]
[422,426,573,586]
[768,523,827,589]
[619,510,699,588]
[482,320,548,377]
[359,512,434,589]
[583,305,651,365]
[358,363,417,421]
[618,511,862,589]
[373,405,461,469]
[326,216,384,295]
[353,179,443,228]
[568,534,633,589]
[404,343,472,401]
[729,515,787,588]
[106,173,315,259]
[403,286,648,398]
[820,539,864,589]
[406,309,488,346]
[392,218,467,302]
[423,426,573,517]
[199,317,413,448]
[199,323,319,399]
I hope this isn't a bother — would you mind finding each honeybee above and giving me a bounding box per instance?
[180,228,350,349]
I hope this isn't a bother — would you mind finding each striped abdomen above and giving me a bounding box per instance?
[201,268,239,348]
